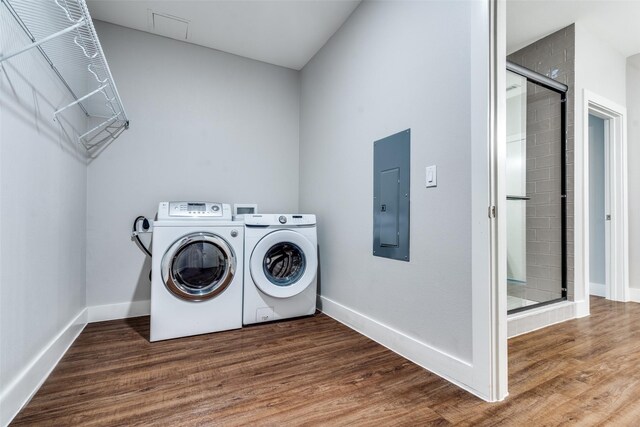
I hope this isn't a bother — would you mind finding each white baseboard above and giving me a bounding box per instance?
[590,282,606,297]
[318,296,486,400]
[0,309,87,427]
[88,300,150,323]
[629,288,640,303]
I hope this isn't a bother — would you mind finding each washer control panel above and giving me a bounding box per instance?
[245,214,316,227]
[157,202,232,220]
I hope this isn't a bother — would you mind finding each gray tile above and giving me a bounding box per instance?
[507,283,526,298]
[527,241,550,254]
[535,129,561,145]
[549,217,562,229]
[549,267,562,280]
[536,204,561,217]
[549,242,562,255]
[529,192,551,205]
[527,142,551,158]
[538,278,562,292]
[526,288,554,303]
[526,182,536,195]
[528,217,550,229]
[536,179,561,193]
[527,168,550,182]
[537,229,562,242]
[528,265,550,279]
[536,154,560,168]
[527,228,537,242]
[537,254,562,267]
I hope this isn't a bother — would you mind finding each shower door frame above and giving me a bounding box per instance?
[506,61,568,315]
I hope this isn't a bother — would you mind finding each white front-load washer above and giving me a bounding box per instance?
[243,214,317,325]
[151,202,244,341]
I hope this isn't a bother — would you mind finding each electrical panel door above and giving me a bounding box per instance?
[373,129,410,261]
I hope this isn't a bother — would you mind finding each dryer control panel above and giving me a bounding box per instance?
[157,202,232,220]
[245,214,316,227]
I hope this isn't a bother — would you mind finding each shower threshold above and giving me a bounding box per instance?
[507,300,575,338]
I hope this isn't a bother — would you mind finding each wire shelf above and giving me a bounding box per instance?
[0,0,129,154]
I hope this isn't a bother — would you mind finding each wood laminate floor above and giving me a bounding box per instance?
[11,296,640,426]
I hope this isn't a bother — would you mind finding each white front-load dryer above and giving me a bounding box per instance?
[243,214,317,325]
[150,202,244,341]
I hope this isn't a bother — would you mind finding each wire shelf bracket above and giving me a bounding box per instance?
[0,0,130,153]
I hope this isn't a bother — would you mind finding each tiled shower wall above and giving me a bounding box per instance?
[508,24,575,301]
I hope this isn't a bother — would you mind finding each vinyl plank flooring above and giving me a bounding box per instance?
[11,297,640,426]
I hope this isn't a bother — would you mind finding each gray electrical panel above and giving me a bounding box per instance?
[373,129,410,261]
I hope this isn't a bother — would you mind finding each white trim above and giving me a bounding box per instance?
[87,300,150,323]
[575,299,590,318]
[487,0,508,401]
[603,118,612,300]
[0,309,87,427]
[318,296,495,400]
[580,90,629,304]
[629,288,640,303]
[590,282,606,297]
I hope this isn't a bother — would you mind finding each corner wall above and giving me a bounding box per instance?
[0,10,88,425]
[86,22,301,311]
[573,22,627,309]
[299,0,495,398]
[626,54,640,299]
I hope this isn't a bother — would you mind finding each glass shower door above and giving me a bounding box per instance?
[506,67,567,313]
[506,71,531,310]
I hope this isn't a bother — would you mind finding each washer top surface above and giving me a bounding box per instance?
[156,202,232,221]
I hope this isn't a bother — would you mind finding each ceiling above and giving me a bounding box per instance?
[507,0,640,57]
[86,0,361,70]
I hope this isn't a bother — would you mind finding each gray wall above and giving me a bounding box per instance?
[573,23,626,304]
[588,115,606,286]
[0,8,87,414]
[87,22,301,307]
[299,0,475,362]
[508,25,575,301]
[627,54,640,293]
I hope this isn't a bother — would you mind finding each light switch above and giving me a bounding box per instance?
[426,165,437,188]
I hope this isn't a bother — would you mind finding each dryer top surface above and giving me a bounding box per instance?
[244,214,316,227]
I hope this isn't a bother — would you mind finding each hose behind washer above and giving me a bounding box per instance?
[133,216,152,257]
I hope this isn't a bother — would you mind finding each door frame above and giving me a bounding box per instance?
[486,0,508,402]
[581,90,629,303]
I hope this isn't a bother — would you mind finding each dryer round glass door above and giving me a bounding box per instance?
[250,230,317,298]
[161,233,236,301]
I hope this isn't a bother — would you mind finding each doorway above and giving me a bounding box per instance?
[588,114,608,298]
[583,92,629,302]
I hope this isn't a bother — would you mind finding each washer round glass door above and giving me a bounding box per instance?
[161,232,236,301]
[250,230,317,298]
